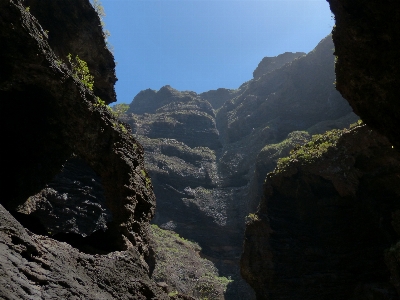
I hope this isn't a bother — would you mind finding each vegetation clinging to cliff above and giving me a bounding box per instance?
[276,129,343,171]
[151,224,231,299]
[67,53,94,90]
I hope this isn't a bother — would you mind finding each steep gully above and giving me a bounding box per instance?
[0,0,384,298]
[123,35,357,299]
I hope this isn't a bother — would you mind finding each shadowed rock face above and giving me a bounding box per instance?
[241,2,400,298]
[0,204,168,300]
[16,157,112,238]
[241,125,400,299]
[216,36,354,145]
[327,0,400,149]
[0,0,166,298]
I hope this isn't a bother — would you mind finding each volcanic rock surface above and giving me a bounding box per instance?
[0,204,168,300]
[0,0,167,298]
[16,157,112,238]
[327,0,400,149]
[241,2,400,299]
[241,125,400,299]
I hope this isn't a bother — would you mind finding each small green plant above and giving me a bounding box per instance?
[349,119,363,129]
[119,124,128,134]
[55,59,63,68]
[168,291,178,297]
[141,169,152,189]
[67,54,94,90]
[111,103,130,117]
[92,0,105,18]
[245,213,259,223]
[91,0,113,52]
[96,96,106,106]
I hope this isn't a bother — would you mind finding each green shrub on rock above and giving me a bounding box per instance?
[67,53,94,90]
[151,224,231,299]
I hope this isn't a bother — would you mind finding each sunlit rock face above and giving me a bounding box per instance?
[0,1,167,298]
[252,51,305,79]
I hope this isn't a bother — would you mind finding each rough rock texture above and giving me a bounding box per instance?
[125,35,356,299]
[1,0,155,256]
[241,125,400,299]
[327,0,400,149]
[199,88,240,110]
[0,204,168,300]
[241,2,400,298]
[0,0,167,298]
[216,35,357,186]
[217,35,355,145]
[252,52,305,79]
[21,0,116,103]
[127,86,207,115]
[125,86,221,150]
[16,157,112,238]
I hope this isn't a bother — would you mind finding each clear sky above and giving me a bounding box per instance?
[100,0,334,104]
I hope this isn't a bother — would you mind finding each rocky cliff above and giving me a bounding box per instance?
[124,34,357,299]
[242,124,400,299]
[0,0,168,298]
[328,0,400,149]
[241,1,400,299]
[252,52,305,79]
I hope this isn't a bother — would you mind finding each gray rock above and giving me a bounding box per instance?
[0,204,168,300]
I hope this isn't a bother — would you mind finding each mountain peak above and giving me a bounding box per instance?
[253,51,306,79]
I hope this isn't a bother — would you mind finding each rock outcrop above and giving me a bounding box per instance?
[241,0,400,299]
[0,204,168,300]
[241,2,400,298]
[327,0,400,149]
[252,52,305,79]
[242,125,400,299]
[16,157,112,238]
[126,86,221,150]
[217,35,353,145]
[0,0,166,298]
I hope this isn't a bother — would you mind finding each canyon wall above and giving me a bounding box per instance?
[242,125,400,299]
[125,35,356,299]
[241,1,400,299]
[0,0,168,298]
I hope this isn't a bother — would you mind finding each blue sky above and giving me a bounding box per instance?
[100,0,334,104]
